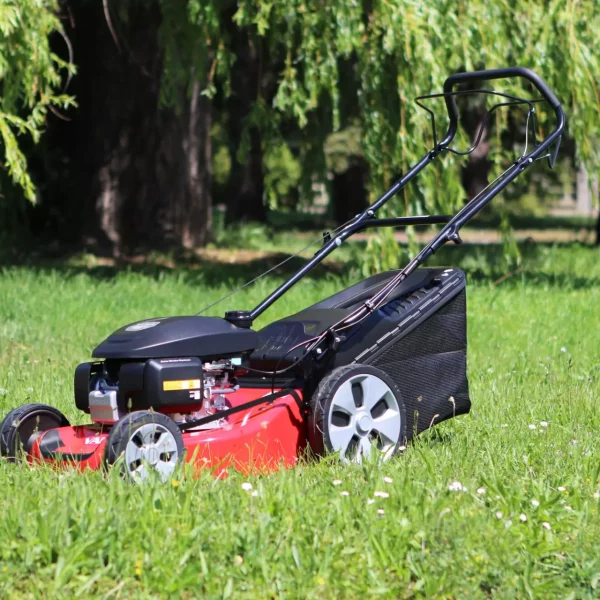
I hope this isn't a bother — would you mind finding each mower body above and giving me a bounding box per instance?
[26,267,469,476]
[2,67,564,478]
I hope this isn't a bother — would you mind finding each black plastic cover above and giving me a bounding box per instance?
[143,357,204,410]
[74,362,103,414]
[118,362,145,410]
[250,268,460,369]
[92,316,258,360]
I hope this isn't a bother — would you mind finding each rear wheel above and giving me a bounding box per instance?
[308,365,406,463]
[0,403,70,461]
[104,411,185,482]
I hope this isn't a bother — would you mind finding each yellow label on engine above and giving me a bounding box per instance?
[163,379,201,391]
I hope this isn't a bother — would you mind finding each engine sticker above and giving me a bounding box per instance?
[163,379,202,391]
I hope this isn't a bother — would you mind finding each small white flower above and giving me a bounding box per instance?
[561,347,567,353]
[542,522,551,530]
[0,388,8,396]
[564,505,573,511]
[340,491,350,497]
[593,492,599,500]
[477,487,486,495]
[519,513,527,522]
[241,482,253,492]
[367,499,376,505]
[570,439,578,445]
[531,499,540,508]
[540,421,548,428]
[332,479,342,486]
[377,508,385,515]
[557,486,566,492]
[528,424,537,430]
[505,520,513,528]
[398,445,406,452]
[448,481,466,492]
[374,491,390,498]
[251,490,260,497]
[495,511,503,519]
[383,476,393,484]
[500,424,508,428]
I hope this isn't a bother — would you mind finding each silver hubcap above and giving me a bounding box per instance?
[327,373,401,463]
[124,423,179,482]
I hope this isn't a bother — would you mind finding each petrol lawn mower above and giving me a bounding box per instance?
[0,68,565,481]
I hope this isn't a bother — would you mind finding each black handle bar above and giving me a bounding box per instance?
[440,67,563,147]
[229,67,565,328]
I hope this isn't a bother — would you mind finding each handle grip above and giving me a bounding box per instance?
[440,67,563,147]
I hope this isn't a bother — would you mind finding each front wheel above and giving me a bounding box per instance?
[104,411,185,482]
[308,364,406,464]
[0,403,70,461]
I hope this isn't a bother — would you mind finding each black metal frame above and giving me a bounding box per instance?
[179,388,302,432]
[225,67,565,331]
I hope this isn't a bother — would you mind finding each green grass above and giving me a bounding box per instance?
[1,243,599,599]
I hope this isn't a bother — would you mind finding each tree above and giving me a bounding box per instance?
[3,1,600,258]
[51,0,218,254]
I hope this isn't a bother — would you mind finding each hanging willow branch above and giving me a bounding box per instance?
[0,0,75,202]
[3,0,599,235]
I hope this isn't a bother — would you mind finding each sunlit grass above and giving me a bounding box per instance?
[0,242,599,598]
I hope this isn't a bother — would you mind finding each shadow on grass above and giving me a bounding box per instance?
[0,237,598,290]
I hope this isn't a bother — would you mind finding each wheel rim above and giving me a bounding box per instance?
[123,423,179,482]
[327,373,401,463]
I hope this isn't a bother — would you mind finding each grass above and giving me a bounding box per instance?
[0,241,599,598]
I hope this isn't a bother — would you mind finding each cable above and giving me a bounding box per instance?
[195,217,358,316]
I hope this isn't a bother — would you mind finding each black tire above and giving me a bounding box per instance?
[0,403,70,461]
[104,411,185,482]
[308,364,406,463]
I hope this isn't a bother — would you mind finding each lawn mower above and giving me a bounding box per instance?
[0,68,565,481]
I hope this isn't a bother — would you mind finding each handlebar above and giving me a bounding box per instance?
[439,67,565,148]
[238,66,566,327]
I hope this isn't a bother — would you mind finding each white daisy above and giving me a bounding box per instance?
[448,481,466,492]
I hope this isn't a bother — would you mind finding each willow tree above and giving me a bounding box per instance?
[3,1,600,253]
[232,0,600,264]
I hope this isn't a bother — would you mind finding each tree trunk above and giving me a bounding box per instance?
[38,1,212,255]
[225,26,266,224]
[461,124,491,199]
[331,161,368,223]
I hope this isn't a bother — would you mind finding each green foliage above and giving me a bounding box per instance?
[3,0,600,259]
[1,244,600,597]
[213,144,232,187]
[235,0,600,269]
[0,0,75,202]
[159,0,235,104]
[324,124,363,174]
[263,143,301,209]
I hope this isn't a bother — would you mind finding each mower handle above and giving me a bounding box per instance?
[440,67,563,147]
[230,67,566,328]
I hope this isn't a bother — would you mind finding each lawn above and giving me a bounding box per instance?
[0,241,599,599]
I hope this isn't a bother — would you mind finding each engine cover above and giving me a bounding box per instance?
[75,357,206,419]
[92,316,258,360]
